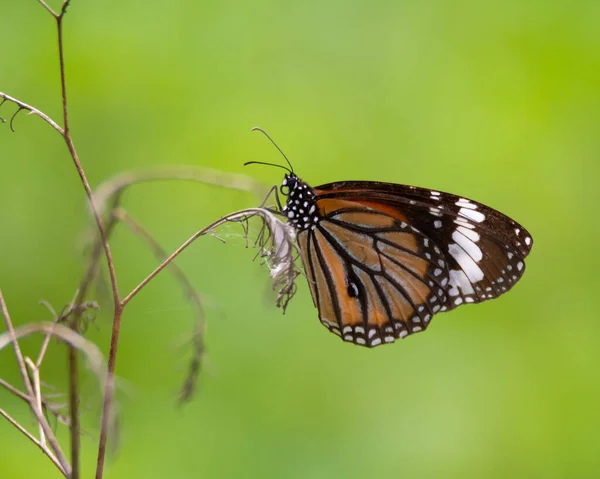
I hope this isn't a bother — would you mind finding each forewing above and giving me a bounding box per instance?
[314,182,533,311]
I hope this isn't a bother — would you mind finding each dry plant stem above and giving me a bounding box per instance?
[0,290,71,476]
[37,0,58,17]
[37,292,79,368]
[36,301,60,366]
[51,5,119,478]
[4,2,120,477]
[0,407,67,475]
[122,208,269,307]
[0,377,69,426]
[0,92,64,134]
[25,357,46,447]
[114,208,205,400]
[95,307,123,479]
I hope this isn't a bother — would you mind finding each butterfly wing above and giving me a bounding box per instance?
[297,182,533,347]
[297,199,451,347]
[315,181,533,309]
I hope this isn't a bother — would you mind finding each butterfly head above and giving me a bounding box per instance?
[281,174,319,230]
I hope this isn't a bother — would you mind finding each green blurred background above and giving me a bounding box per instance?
[1,1,599,478]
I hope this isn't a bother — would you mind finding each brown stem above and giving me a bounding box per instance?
[121,208,267,307]
[0,92,64,134]
[52,7,119,478]
[114,208,206,400]
[94,304,123,479]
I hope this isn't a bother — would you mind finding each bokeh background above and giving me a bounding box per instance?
[1,1,599,478]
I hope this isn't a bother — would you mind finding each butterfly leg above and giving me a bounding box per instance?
[259,185,284,213]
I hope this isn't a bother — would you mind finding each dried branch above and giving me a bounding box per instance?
[0,377,70,428]
[113,208,206,402]
[0,290,71,476]
[0,92,64,134]
[0,407,67,475]
[91,166,267,477]
[121,207,300,308]
[24,357,46,447]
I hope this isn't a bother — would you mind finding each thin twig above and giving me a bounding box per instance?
[121,208,291,307]
[25,357,46,448]
[0,377,70,427]
[0,92,64,134]
[113,208,206,401]
[36,291,79,368]
[0,378,29,401]
[95,307,122,479]
[0,408,66,476]
[36,0,58,17]
[122,208,259,306]
[0,289,71,476]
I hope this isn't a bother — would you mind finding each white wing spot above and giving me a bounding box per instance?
[452,231,483,262]
[454,218,475,229]
[457,226,480,242]
[448,269,475,295]
[460,208,486,223]
[448,243,484,283]
[456,198,478,210]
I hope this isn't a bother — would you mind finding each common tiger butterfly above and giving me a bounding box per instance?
[247,128,533,348]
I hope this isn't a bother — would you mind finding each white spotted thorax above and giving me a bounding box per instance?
[281,174,319,230]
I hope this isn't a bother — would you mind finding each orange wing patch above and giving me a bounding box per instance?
[313,229,363,329]
[321,222,381,271]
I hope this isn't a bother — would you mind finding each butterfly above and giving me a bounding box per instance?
[247,129,533,348]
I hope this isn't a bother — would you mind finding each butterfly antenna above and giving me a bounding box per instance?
[251,127,294,173]
[243,160,292,173]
